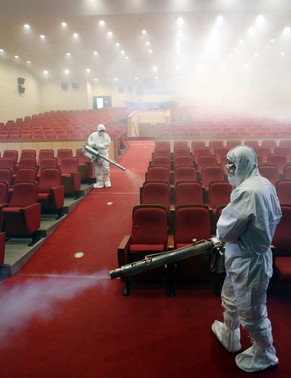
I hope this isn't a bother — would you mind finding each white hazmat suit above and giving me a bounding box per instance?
[212,145,282,372]
[87,124,112,188]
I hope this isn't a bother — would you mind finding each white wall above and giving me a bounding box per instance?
[0,59,41,123]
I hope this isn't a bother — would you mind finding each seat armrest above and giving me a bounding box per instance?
[117,235,131,266]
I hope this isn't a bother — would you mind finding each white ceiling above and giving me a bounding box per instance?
[0,0,291,91]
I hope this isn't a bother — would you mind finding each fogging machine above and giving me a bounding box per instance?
[82,143,126,171]
[109,237,225,279]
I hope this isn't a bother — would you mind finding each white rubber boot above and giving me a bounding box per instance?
[211,320,242,353]
[235,331,278,372]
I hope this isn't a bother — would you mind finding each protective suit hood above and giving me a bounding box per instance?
[227,145,259,187]
[97,124,106,132]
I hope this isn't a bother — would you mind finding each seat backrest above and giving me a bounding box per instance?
[272,205,291,257]
[244,140,259,149]
[208,140,224,153]
[9,181,38,207]
[0,168,13,185]
[0,181,9,204]
[208,181,232,210]
[193,147,211,163]
[213,146,229,164]
[38,149,55,163]
[152,147,171,158]
[146,166,170,183]
[283,164,291,180]
[60,157,79,174]
[14,168,37,183]
[0,158,16,172]
[174,147,191,156]
[259,165,280,186]
[200,166,225,190]
[38,157,58,171]
[197,155,218,173]
[173,141,188,150]
[57,149,73,164]
[174,155,194,168]
[174,205,211,245]
[174,167,197,185]
[131,205,168,246]
[226,140,241,149]
[261,139,277,152]
[175,181,203,207]
[267,153,287,174]
[191,140,206,155]
[38,168,61,192]
[76,149,91,164]
[255,146,272,163]
[276,180,291,204]
[17,157,37,169]
[20,149,36,159]
[151,156,171,169]
[3,150,18,162]
[141,182,171,211]
[155,141,171,150]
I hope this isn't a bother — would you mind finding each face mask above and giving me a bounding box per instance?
[227,173,237,187]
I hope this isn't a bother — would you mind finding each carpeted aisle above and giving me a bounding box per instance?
[0,140,291,378]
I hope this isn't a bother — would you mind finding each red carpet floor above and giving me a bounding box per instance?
[0,140,291,378]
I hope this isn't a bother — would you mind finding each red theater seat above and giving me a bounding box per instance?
[2,181,41,245]
[38,168,65,219]
[117,204,169,295]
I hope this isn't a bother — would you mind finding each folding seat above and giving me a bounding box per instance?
[261,140,277,152]
[193,147,211,164]
[2,181,41,245]
[0,158,16,173]
[152,147,171,158]
[140,181,171,211]
[226,140,241,150]
[117,204,169,295]
[197,155,218,175]
[3,150,18,163]
[283,164,291,180]
[276,180,291,205]
[57,149,73,166]
[174,155,194,169]
[38,149,55,164]
[155,141,171,150]
[60,157,81,198]
[0,181,9,205]
[76,149,94,182]
[172,205,212,283]
[279,139,291,150]
[274,146,290,161]
[208,140,224,154]
[173,167,197,185]
[200,166,225,191]
[244,140,259,149]
[255,146,272,164]
[173,141,188,150]
[38,168,65,219]
[259,165,280,186]
[174,181,204,208]
[214,146,229,164]
[173,147,191,156]
[267,153,287,175]
[17,157,37,169]
[12,167,37,183]
[208,181,232,213]
[272,205,291,283]
[20,149,36,159]
[191,140,206,155]
[145,166,170,184]
[151,156,171,169]
[0,168,13,186]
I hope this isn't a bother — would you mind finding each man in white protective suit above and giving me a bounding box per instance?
[87,124,112,189]
[212,145,282,372]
